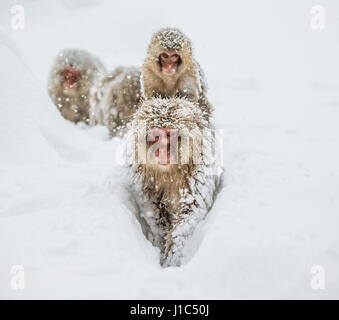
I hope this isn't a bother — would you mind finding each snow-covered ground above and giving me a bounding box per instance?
[0,0,339,299]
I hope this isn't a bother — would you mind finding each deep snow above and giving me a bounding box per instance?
[0,0,339,299]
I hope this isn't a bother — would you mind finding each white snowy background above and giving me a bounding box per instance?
[0,0,339,299]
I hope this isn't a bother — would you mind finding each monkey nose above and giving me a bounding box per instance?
[163,66,176,75]
[162,62,177,75]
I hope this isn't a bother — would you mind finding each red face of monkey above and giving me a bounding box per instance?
[146,128,179,166]
[158,52,181,76]
[61,66,82,89]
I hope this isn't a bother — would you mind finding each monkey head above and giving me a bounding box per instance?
[129,97,208,175]
[50,49,101,98]
[145,28,194,79]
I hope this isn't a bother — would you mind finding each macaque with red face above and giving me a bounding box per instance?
[127,97,221,267]
[142,28,212,120]
[48,49,105,123]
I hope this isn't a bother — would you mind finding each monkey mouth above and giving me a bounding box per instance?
[64,80,78,90]
[155,148,171,166]
[162,63,177,76]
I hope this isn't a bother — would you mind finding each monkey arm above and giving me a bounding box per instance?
[161,169,219,267]
[176,76,200,102]
[161,206,201,267]
[161,187,201,267]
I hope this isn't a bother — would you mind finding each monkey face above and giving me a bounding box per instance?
[143,127,197,174]
[146,128,179,167]
[158,51,182,76]
[130,97,207,174]
[60,65,82,93]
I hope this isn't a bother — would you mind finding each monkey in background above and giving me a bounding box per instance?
[142,28,212,121]
[89,67,142,137]
[127,97,221,267]
[48,49,105,124]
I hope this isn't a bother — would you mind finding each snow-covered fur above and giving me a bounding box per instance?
[141,28,212,121]
[89,67,141,137]
[48,48,105,123]
[126,97,221,267]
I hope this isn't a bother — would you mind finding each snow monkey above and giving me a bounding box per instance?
[127,97,221,267]
[142,28,212,120]
[48,49,105,124]
[89,67,142,137]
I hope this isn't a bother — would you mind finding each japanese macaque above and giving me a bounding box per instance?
[89,67,142,137]
[126,97,221,267]
[142,28,212,120]
[48,49,105,123]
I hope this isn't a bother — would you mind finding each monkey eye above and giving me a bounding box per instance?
[160,53,169,59]
[170,54,179,62]
[146,134,160,142]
